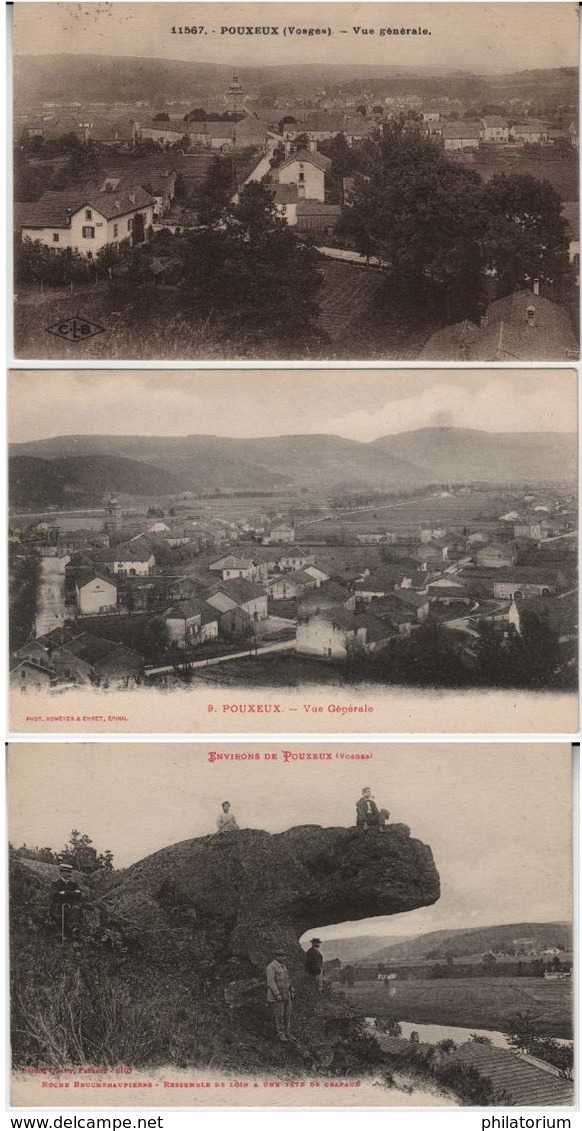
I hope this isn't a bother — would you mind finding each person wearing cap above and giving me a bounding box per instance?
[356,787,389,832]
[49,863,83,944]
[305,938,324,991]
[216,801,239,834]
[265,948,294,1041]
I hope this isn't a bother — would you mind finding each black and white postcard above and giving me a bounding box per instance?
[12,2,579,361]
[8,742,574,1108]
[8,368,578,734]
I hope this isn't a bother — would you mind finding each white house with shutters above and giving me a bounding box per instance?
[18,184,156,256]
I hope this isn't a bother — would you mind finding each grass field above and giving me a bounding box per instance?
[342,977,573,1040]
[300,490,512,540]
[451,152,578,202]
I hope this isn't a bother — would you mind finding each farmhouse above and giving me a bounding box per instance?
[298,579,356,613]
[108,543,156,577]
[205,579,268,621]
[480,116,509,142]
[510,121,549,144]
[18,184,155,256]
[276,149,331,202]
[278,546,316,572]
[163,599,206,648]
[441,122,481,151]
[296,605,365,657]
[208,554,258,581]
[10,659,55,693]
[267,571,316,600]
[475,542,517,569]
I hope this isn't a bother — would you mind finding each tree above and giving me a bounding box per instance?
[469,1034,493,1046]
[197,155,235,223]
[278,115,297,134]
[345,121,487,320]
[481,952,497,974]
[176,180,324,349]
[504,1009,542,1053]
[154,112,170,121]
[436,1038,457,1054]
[132,212,146,247]
[481,173,568,293]
[62,830,98,872]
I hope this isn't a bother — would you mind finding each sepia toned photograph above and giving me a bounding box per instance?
[8,742,574,1108]
[8,368,578,734]
[12,2,579,361]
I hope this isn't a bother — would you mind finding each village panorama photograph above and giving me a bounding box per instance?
[12,2,579,361]
[8,369,578,733]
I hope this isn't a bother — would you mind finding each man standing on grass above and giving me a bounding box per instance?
[49,862,83,947]
[266,947,294,1042]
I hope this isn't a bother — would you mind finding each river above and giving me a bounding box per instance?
[366,1018,572,1051]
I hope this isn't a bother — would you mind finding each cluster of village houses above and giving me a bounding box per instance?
[15,71,579,266]
[10,486,577,693]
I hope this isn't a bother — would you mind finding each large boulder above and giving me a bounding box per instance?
[10,825,440,1073]
[103,822,440,973]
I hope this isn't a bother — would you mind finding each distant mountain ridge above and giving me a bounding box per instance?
[9,454,182,510]
[9,428,576,509]
[322,921,572,965]
[13,53,576,107]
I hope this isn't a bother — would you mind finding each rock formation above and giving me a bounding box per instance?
[103,822,440,972]
[10,824,440,1073]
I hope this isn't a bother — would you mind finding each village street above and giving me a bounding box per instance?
[34,557,68,637]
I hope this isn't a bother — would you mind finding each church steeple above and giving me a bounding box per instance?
[104,494,122,535]
[226,68,243,113]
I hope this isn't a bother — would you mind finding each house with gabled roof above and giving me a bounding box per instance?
[18,184,155,256]
[108,543,156,577]
[163,598,207,648]
[481,116,509,142]
[10,658,55,693]
[75,573,118,615]
[475,542,517,569]
[278,546,316,572]
[419,290,579,362]
[205,579,268,621]
[276,148,331,202]
[296,604,365,657]
[298,579,356,614]
[266,570,316,600]
[208,554,258,582]
[441,122,481,150]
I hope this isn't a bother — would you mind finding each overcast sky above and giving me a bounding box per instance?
[9,370,577,444]
[9,743,572,942]
[13,3,578,72]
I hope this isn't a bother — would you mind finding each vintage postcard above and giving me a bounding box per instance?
[8,368,578,735]
[12,2,579,362]
[8,741,574,1108]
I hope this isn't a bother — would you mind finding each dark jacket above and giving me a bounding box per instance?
[305,946,324,975]
[356,796,380,825]
[49,878,82,915]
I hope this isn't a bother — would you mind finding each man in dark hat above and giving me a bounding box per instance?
[266,947,294,1041]
[305,937,324,992]
[49,862,83,946]
[356,787,389,832]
